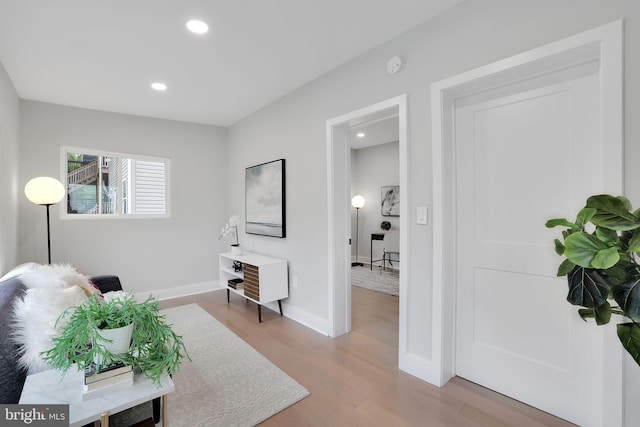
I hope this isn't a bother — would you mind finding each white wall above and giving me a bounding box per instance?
[3,0,639,423]
[227,0,640,424]
[0,62,20,275]
[17,101,229,294]
[351,142,399,265]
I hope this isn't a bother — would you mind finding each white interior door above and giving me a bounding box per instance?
[455,62,608,426]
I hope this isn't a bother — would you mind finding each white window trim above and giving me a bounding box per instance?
[60,146,171,219]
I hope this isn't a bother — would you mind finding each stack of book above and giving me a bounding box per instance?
[228,278,244,290]
[82,361,134,400]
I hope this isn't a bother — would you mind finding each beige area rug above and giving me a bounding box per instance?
[351,264,399,296]
[161,304,309,426]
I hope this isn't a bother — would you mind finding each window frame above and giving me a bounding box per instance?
[60,146,171,219]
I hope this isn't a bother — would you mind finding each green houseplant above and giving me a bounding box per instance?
[41,291,189,386]
[546,194,640,366]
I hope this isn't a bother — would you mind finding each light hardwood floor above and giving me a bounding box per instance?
[159,287,575,426]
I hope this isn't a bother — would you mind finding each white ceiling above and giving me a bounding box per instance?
[0,0,463,127]
[349,113,399,150]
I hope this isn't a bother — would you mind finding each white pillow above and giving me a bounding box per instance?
[10,263,98,374]
[0,262,38,283]
[19,263,98,296]
[12,286,87,374]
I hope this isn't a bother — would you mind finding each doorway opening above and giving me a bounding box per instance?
[326,94,408,370]
[349,115,400,340]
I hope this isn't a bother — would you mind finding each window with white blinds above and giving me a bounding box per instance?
[61,147,170,218]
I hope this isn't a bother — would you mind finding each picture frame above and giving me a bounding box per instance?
[381,185,400,217]
[245,159,286,238]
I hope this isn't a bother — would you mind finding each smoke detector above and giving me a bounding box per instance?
[387,56,402,74]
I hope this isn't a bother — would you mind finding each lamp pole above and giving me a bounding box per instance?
[45,203,52,264]
[352,206,363,267]
[351,195,365,267]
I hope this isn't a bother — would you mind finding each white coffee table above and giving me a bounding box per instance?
[19,366,174,427]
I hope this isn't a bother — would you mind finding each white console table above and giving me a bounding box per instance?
[219,252,288,322]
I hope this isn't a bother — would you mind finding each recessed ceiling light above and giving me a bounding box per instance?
[186,19,209,34]
[357,133,365,138]
[151,82,167,91]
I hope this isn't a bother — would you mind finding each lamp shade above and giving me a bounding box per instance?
[24,177,65,205]
[351,195,365,209]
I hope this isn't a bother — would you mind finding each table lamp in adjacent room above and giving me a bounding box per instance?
[351,195,365,267]
[24,176,66,264]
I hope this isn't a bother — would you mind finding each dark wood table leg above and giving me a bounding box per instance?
[227,288,230,303]
[152,397,160,423]
[258,304,262,323]
[278,300,283,316]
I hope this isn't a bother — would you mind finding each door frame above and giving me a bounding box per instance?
[431,20,623,424]
[326,94,408,348]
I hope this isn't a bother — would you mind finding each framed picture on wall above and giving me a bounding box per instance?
[381,185,399,217]
[245,159,286,237]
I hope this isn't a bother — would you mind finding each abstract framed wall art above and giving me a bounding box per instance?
[245,159,286,237]
[381,185,400,217]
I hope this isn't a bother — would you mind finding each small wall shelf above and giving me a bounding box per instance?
[219,251,288,322]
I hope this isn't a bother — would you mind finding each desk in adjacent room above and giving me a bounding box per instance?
[370,233,385,270]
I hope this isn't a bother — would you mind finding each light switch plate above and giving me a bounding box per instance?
[417,206,428,225]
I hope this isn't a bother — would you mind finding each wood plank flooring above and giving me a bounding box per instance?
[159,287,575,426]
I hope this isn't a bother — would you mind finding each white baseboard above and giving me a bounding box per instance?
[274,302,329,336]
[135,280,329,336]
[399,351,445,387]
[135,280,222,302]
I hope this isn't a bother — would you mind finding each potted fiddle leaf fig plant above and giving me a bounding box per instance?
[41,291,189,386]
[546,194,640,366]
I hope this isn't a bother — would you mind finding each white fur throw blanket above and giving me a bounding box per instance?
[11,263,98,374]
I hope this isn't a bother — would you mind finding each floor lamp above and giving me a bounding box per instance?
[25,177,66,264]
[351,195,365,267]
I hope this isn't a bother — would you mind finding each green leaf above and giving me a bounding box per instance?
[577,304,610,324]
[554,239,565,256]
[566,266,610,308]
[576,207,597,227]
[564,232,607,268]
[586,195,640,231]
[545,218,578,229]
[594,301,612,325]
[591,246,620,269]
[557,258,575,276]
[606,264,627,286]
[617,323,640,366]
[595,227,619,246]
[578,308,594,321]
[612,276,640,322]
[628,230,640,253]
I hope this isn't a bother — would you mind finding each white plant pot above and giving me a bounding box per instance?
[231,245,243,256]
[95,322,133,364]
